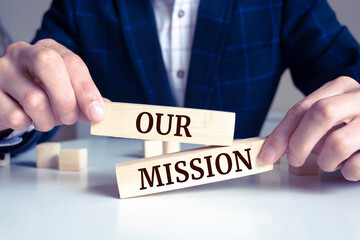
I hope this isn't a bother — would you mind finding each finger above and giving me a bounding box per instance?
[20,43,78,125]
[2,41,30,63]
[78,110,88,122]
[309,76,360,96]
[0,123,8,131]
[288,92,360,167]
[311,123,346,154]
[35,39,105,122]
[0,90,32,131]
[341,151,360,181]
[103,97,111,103]
[3,72,57,132]
[260,77,359,164]
[259,105,305,164]
[3,41,76,125]
[316,118,360,172]
[78,97,110,122]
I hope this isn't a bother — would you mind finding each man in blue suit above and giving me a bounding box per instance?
[1,0,360,181]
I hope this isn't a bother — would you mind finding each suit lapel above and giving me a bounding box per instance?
[115,0,176,106]
[185,0,235,108]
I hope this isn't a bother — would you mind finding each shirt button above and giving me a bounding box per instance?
[178,10,185,18]
[177,70,185,78]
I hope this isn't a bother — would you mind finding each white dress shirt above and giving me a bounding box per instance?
[151,0,200,106]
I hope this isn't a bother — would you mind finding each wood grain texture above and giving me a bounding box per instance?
[36,143,61,169]
[0,153,10,167]
[59,149,88,171]
[116,137,273,198]
[143,140,163,158]
[163,141,180,154]
[91,102,235,146]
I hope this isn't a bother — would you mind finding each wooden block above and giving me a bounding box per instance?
[143,140,163,158]
[91,102,235,146]
[59,149,88,171]
[116,137,273,198]
[289,153,319,176]
[163,141,180,154]
[36,143,61,169]
[0,153,10,167]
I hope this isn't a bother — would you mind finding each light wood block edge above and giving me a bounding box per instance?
[59,148,88,171]
[116,137,273,198]
[163,141,180,154]
[36,142,61,169]
[143,140,163,158]
[0,153,10,167]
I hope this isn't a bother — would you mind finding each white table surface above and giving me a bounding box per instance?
[1,118,360,240]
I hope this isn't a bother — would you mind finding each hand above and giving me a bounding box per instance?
[0,39,105,132]
[260,76,360,181]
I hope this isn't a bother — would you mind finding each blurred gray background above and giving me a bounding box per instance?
[0,0,359,139]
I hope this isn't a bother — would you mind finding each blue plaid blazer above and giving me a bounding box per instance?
[4,0,360,155]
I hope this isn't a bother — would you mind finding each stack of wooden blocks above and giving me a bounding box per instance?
[90,102,280,198]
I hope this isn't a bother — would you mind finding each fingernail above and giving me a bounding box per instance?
[88,101,105,122]
[287,153,301,167]
[62,111,78,124]
[260,145,276,164]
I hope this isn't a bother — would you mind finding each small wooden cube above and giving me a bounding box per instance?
[36,142,61,169]
[143,140,163,158]
[289,153,319,176]
[0,153,10,167]
[59,148,88,171]
[163,141,180,154]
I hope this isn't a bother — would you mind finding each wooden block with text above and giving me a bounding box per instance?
[143,140,163,158]
[0,153,10,167]
[36,142,61,169]
[116,137,273,198]
[289,153,319,176]
[163,141,181,154]
[91,102,235,146]
[59,149,88,171]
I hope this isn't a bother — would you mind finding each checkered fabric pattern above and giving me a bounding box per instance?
[151,0,200,107]
[4,0,359,155]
